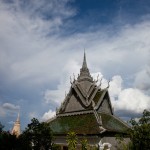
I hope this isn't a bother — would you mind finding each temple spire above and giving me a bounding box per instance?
[82,51,88,69]
[11,112,21,137]
[78,51,93,82]
[16,112,20,122]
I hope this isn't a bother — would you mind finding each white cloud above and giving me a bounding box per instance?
[2,103,20,111]
[134,66,150,92]
[42,109,56,121]
[113,88,150,114]
[109,75,122,97]
[109,75,150,116]
[0,0,76,86]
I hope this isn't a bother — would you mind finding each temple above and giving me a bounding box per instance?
[48,53,130,150]
[11,113,21,137]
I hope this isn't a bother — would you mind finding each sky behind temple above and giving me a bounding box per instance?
[0,0,150,130]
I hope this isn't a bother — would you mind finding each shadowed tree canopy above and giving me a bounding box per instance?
[116,109,150,150]
[0,122,4,133]
[0,118,54,150]
[21,118,53,150]
[128,109,150,150]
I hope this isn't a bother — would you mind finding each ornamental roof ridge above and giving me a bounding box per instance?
[112,114,131,128]
[57,110,94,117]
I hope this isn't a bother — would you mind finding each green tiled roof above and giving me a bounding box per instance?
[49,112,129,135]
[100,113,129,132]
[49,113,99,134]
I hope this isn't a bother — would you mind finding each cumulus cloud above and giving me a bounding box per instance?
[109,75,150,117]
[2,103,20,111]
[42,109,56,121]
[114,88,150,114]
[134,66,150,92]
[109,76,123,97]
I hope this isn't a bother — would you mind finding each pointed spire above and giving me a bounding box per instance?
[16,112,20,122]
[78,51,93,82]
[11,112,21,137]
[82,51,88,69]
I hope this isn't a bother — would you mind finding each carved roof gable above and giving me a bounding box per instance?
[57,53,113,115]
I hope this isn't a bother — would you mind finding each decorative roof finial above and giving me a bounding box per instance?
[78,50,93,82]
[107,80,110,88]
[82,50,88,69]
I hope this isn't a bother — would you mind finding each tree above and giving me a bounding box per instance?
[0,122,19,150]
[0,122,4,133]
[128,109,150,150]
[116,109,150,150]
[66,131,78,150]
[21,118,53,150]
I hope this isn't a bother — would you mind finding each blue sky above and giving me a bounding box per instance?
[0,0,150,131]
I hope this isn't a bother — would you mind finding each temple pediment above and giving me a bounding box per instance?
[57,52,113,115]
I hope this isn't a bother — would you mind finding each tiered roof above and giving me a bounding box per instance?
[48,53,129,135]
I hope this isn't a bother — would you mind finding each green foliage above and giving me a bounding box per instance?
[0,131,19,150]
[0,122,20,150]
[115,134,132,150]
[0,122,4,133]
[21,118,53,150]
[0,118,54,150]
[116,109,150,150]
[66,131,78,150]
[81,138,88,150]
[128,109,150,150]
[52,144,61,150]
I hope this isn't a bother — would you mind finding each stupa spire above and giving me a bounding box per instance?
[16,112,20,122]
[11,112,21,137]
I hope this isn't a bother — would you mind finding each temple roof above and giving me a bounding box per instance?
[48,52,130,135]
[49,112,129,135]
